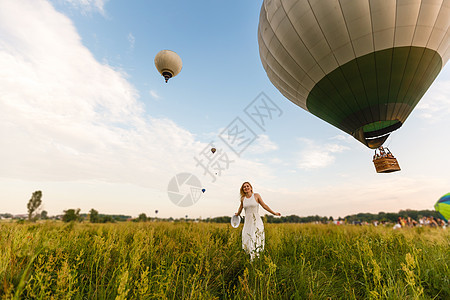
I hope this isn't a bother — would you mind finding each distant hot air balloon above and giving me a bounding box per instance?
[211,147,216,154]
[202,188,206,193]
[155,210,158,215]
[258,0,449,150]
[154,50,182,83]
[435,193,450,222]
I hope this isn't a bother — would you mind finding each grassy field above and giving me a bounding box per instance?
[0,222,449,299]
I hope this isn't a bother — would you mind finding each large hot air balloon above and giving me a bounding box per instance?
[435,193,450,222]
[154,50,182,83]
[258,0,449,150]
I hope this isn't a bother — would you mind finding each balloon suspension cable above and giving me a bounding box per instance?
[384,130,396,149]
[162,71,173,83]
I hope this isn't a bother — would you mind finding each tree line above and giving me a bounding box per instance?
[60,208,132,223]
[1,190,443,224]
[204,209,442,224]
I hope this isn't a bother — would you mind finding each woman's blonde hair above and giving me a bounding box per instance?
[240,182,253,201]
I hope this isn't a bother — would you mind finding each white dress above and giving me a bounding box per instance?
[242,193,265,259]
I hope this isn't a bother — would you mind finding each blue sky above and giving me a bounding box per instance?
[1,0,449,219]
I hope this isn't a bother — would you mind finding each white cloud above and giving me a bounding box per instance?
[127,32,135,51]
[0,0,200,188]
[0,0,280,218]
[62,0,108,15]
[330,134,354,143]
[246,134,278,154]
[149,90,160,100]
[296,138,349,170]
[298,150,335,169]
[415,79,450,121]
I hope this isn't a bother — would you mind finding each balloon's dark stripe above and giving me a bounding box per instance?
[306,46,442,148]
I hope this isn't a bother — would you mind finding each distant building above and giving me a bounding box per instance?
[13,214,28,219]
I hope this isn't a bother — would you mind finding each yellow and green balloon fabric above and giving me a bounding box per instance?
[435,193,450,222]
[258,0,449,148]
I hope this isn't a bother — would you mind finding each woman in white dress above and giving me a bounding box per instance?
[235,182,281,259]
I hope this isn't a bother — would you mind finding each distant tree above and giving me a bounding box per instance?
[205,216,232,223]
[27,191,42,221]
[110,214,131,222]
[101,215,115,223]
[138,213,147,222]
[1,213,13,219]
[62,209,81,222]
[343,209,439,223]
[40,210,48,220]
[89,209,99,223]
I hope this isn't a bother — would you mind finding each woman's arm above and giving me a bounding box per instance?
[255,193,281,216]
[235,200,243,216]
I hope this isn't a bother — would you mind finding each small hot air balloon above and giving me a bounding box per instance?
[435,193,450,222]
[211,147,216,154]
[155,210,158,214]
[258,0,449,159]
[154,50,182,83]
[202,188,206,193]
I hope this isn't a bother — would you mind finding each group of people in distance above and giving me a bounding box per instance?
[393,216,447,229]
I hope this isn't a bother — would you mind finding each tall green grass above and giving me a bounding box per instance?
[1,222,448,299]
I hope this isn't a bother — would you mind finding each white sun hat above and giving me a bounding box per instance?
[231,215,241,228]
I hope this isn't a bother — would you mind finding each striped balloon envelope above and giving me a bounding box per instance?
[258,0,449,149]
[435,193,450,222]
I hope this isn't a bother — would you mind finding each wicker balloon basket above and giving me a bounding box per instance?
[372,147,400,173]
